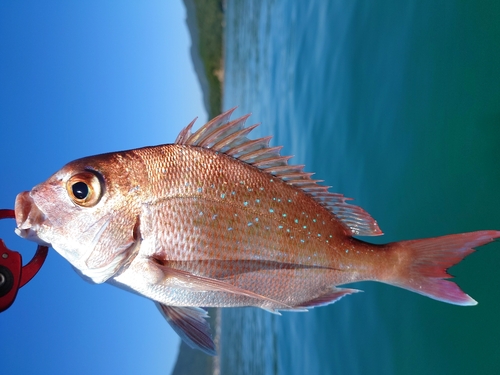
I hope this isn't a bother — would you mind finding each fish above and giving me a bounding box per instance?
[14,109,500,355]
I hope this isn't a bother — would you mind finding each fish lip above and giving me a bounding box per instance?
[15,191,33,229]
[14,191,49,245]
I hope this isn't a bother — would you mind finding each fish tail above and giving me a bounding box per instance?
[390,230,500,305]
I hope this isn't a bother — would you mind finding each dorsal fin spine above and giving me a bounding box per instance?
[252,155,293,168]
[186,108,236,145]
[174,118,197,144]
[198,114,251,148]
[226,136,273,157]
[238,146,283,163]
[211,123,259,152]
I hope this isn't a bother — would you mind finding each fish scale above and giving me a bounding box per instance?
[13,109,500,355]
[137,145,346,268]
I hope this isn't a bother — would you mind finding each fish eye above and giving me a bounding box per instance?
[72,181,89,200]
[66,171,103,207]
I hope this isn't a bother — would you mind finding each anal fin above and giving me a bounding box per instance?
[293,287,361,309]
[156,303,217,356]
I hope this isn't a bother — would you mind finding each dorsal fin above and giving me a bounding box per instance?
[175,109,383,236]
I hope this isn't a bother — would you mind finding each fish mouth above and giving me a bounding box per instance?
[14,191,50,246]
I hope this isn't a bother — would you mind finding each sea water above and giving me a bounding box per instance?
[220,1,500,374]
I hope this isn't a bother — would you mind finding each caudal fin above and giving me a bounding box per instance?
[391,230,500,306]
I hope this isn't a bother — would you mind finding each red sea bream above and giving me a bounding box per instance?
[14,110,500,354]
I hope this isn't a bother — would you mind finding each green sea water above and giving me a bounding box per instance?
[220,1,500,374]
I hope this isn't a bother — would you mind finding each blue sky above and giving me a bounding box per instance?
[0,2,207,374]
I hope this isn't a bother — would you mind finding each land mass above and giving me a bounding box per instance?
[183,0,224,119]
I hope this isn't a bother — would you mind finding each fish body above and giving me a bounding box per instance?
[14,110,500,354]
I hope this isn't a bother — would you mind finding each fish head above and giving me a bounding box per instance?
[15,153,142,283]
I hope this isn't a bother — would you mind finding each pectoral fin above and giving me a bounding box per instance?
[156,303,216,356]
[156,264,293,309]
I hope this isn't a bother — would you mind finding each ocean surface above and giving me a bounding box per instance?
[218,1,500,374]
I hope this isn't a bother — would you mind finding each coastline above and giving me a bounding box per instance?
[182,0,224,119]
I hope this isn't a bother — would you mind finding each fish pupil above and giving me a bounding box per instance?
[72,182,89,200]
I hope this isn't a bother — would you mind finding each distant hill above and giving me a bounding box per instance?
[182,0,224,118]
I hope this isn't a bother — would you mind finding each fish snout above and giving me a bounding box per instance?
[14,191,48,244]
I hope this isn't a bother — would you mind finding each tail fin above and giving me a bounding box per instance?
[391,230,500,306]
